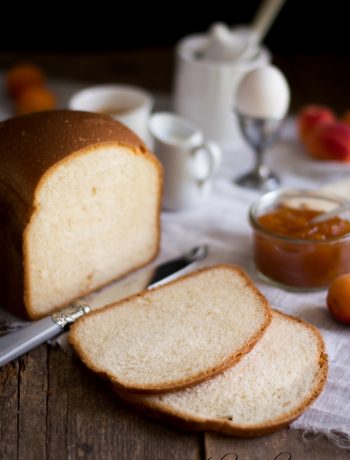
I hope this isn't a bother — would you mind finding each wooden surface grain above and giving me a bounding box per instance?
[0,345,348,460]
[1,346,201,460]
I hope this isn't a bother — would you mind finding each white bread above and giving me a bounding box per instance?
[118,310,328,437]
[83,265,154,310]
[0,110,162,319]
[69,264,272,393]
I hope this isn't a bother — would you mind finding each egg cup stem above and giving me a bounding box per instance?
[234,112,282,191]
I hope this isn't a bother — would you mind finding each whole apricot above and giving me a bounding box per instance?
[15,86,56,115]
[305,122,350,162]
[327,274,350,325]
[298,105,335,144]
[6,63,46,98]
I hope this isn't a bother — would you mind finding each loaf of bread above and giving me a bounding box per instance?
[117,311,328,437]
[0,110,162,319]
[70,265,272,393]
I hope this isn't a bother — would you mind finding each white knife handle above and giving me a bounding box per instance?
[0,301,90,367]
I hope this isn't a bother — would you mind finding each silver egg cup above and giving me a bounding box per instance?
[234,112,284,191]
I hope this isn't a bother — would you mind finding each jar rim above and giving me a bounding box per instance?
[249,188,350,245]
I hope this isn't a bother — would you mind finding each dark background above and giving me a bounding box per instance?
[0,1,349,111]
[0,0,349,54]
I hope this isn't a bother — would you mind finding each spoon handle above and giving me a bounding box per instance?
[310,202,350,224]
[252,0,286,43]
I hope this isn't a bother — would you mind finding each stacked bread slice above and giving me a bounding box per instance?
[69,265,328,436]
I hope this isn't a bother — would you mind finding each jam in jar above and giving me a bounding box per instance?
[249,190,350,290]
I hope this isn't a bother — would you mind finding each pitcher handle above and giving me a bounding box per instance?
[190,141,222,185]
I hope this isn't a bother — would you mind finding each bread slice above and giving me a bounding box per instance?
[0,111,162,319]
[117,310,327,437]
[70,264,272,393]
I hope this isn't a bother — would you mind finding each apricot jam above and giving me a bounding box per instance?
[250,200,350,290]
[258,207,350,241]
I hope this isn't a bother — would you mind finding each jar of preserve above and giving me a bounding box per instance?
[249,189,350,290]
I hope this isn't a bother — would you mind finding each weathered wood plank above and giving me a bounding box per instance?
[17,345,48,460]
[48,346,201,460]
[46,345,69,460]
[0,359,18,460]
[205,429,349,460]
[2,344,350,460]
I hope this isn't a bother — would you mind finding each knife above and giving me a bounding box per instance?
[0,245,208,367]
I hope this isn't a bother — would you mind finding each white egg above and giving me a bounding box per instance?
[235,65,290,119]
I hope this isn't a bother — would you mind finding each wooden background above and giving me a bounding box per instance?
[0,50,350,112]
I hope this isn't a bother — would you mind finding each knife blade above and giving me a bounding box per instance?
[0,245,208,367]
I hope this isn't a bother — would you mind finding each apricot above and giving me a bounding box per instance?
[15,86,56,115]
[6,63,46,98]
[327,274,350,325]
[342,111,350,126]
[298,105,335,144]
[305,122,350,161]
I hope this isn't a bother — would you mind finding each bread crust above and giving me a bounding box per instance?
[0,110,148,208]
[69,264,272,394]
[115,310,328,437]
[0,110,162,319]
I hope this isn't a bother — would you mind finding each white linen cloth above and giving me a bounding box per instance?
[0,76,349,444]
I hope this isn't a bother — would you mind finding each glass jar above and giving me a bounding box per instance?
[249,189,350,291]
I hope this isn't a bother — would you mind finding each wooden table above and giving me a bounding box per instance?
[0,344,347,460]
[0,50,349,459]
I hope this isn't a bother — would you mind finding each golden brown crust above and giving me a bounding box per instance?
[0,195,27,318]
[0,110,162,319]
[0,110,147,209]
[69,264,272,394]
[115,310,328,437]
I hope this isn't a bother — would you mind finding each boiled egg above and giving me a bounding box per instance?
[236,65,290,119]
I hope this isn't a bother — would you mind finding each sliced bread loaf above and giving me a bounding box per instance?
[70,264,272,393]
[118,310,327,436]
[0,111,162,319]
